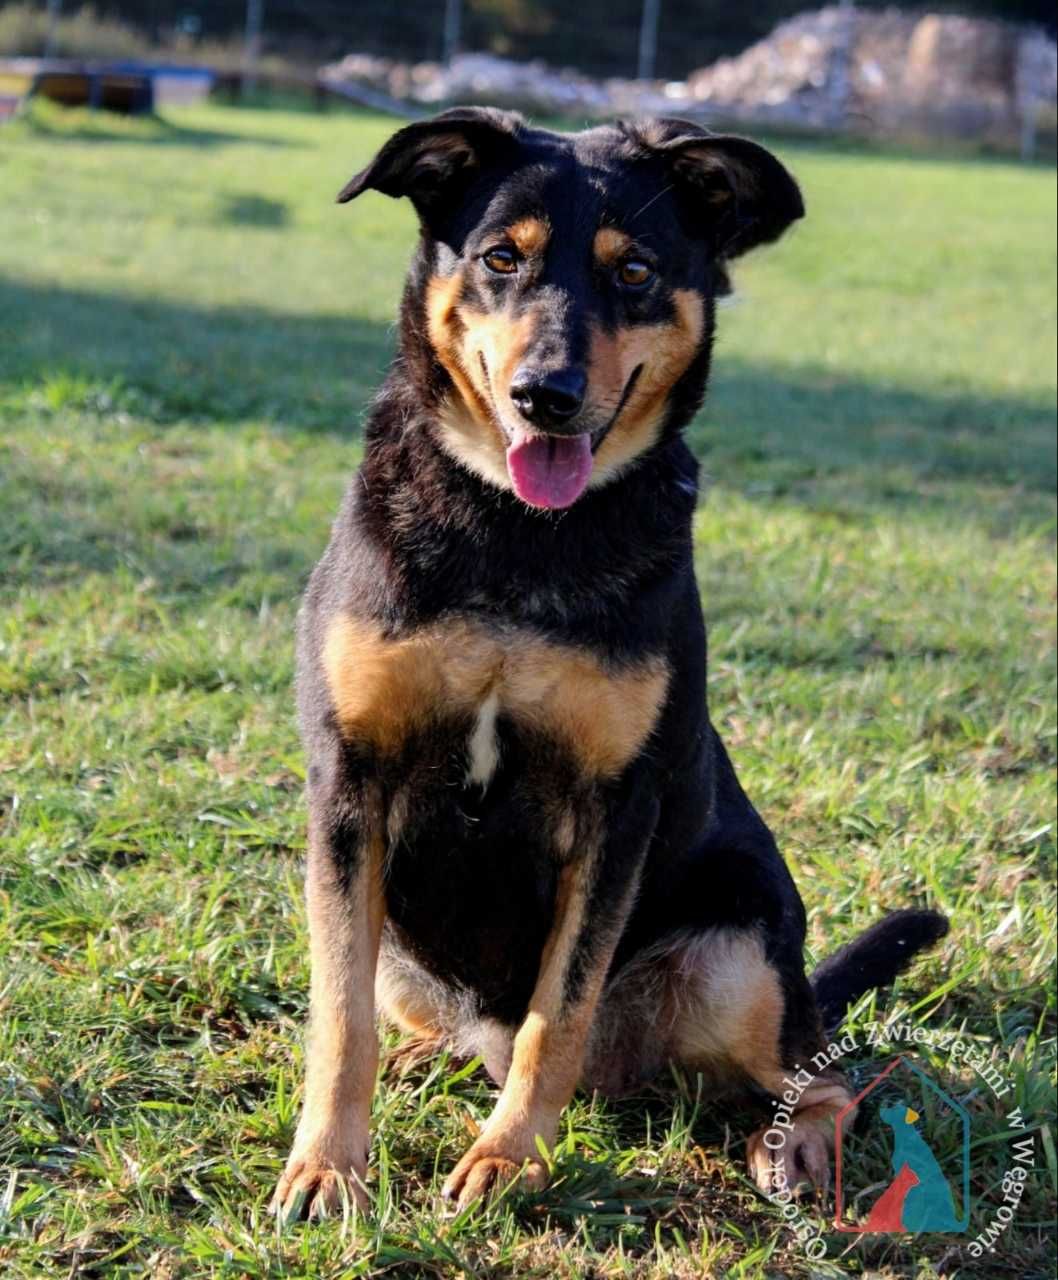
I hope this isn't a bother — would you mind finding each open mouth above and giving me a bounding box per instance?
[506,431,594,510]
[502,366,643,511]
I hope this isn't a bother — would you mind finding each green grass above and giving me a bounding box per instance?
[0,100,1055,1278]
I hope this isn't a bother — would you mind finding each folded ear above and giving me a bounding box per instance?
[337,107,523,217]
[632,119,804,260]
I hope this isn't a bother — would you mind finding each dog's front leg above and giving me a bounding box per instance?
[442,781,658,1209]
[273,790,385,1221]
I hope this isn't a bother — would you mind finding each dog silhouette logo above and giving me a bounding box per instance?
[835,1056,970,1234]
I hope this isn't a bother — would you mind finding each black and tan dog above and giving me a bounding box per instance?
[273,109,947,1218]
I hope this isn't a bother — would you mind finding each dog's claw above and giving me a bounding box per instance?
[442,1146,547,1210]
[746,1122,830,1200]
[272,1149,369,1224]
[277,1186,310,1225]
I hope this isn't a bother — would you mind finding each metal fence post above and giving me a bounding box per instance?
[443,0,463,66]
[244,0,264,96]
[828,0,856,129]
[637,0,661,81]
[44,0,62,58]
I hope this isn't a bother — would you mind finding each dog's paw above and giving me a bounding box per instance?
[441,1142,547,1210]
[746,1121,830,1199]
[272,1141,369,1223]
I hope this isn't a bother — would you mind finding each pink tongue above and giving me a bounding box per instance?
[506,430,593,509]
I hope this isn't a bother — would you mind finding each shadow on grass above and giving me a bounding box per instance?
[0,276,391,432]
[4,275,1053,476]
[215,193,290,227]
[16,101,302,149]
[704,363,1055,495]
[1,275,1053,597]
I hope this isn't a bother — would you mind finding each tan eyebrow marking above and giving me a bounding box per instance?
[593,227,634,267]
[506,217,551,257]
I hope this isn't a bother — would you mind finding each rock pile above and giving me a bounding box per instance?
[320,50,677,119]
[321,8,1057,152]
[686,7,1057,146]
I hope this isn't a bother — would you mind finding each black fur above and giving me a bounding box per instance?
[298,109,946,1095]
[812,909,952,1032]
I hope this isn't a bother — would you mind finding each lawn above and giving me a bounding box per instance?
[0,100,1055,1278]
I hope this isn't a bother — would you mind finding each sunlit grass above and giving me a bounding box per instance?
[0,100,1055,1278]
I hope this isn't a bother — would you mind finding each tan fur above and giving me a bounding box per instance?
[426,271,705,500]
[496,862,600,1123]
[426,274,537,431]
[426,272,541,488]
[273,810,386,1216]
[458,306,536,414]
[434,400,513,491]
[376,955,443,1038]
[668,929,785,1071]
[507,216,550,257]
[425,274,496,437]
[375,930,464,1036]
[301,823,386,1126]
[385,787,410,846]
[589,289,705,486]
[593,226,633,267]
[675,926,854,1157]
[323,616,448,758]
[443,852,639,1205]
[323,614,669,779]
[552,807,577,859]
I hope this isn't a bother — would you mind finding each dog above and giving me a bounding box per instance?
[272,108,948,1218]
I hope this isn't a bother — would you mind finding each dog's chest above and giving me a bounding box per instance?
[322,614,668,783]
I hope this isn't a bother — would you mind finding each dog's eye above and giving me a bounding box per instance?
[483,247,518,275]
[618,259,654,288]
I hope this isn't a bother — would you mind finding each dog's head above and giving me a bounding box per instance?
[340,109,802,510]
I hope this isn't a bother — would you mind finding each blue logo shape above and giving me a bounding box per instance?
[835,1056,970,1234]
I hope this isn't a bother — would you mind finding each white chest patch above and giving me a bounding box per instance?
[465,690,501,787]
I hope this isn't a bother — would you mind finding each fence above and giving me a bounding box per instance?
[3,0,1055,84]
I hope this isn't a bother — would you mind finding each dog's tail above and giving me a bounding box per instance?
[810,909,949,1033]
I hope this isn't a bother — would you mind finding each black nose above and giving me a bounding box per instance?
[509,367,586,428]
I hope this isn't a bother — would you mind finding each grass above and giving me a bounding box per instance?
[0,99,1055,1278]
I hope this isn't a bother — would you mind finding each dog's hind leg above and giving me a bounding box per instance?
[664,928,853,1197]
[273,778,386,1221]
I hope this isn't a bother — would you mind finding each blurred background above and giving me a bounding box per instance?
[1,1,1056,154]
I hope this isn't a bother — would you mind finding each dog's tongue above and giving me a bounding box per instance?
[505,430,593,509]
